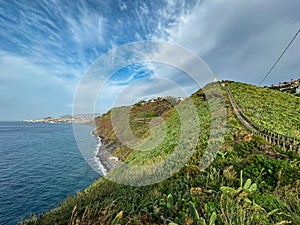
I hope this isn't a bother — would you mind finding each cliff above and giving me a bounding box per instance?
[22,81,300,225]
[93,96,183,160]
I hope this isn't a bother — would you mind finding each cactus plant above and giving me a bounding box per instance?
[167,193,174,217]
[189,201,207,225]
[209,212,217,225]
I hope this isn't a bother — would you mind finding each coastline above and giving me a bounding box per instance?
[95,137,118,175]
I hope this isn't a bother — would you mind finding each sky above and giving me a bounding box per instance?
[0,0,300,120]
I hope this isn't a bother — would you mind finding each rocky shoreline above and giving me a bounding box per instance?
[95,137,119,175]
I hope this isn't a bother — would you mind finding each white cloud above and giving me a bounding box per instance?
[165,0,300,85]
[66,8,105,48]
[2,0,300,120]
[0,52,77,120]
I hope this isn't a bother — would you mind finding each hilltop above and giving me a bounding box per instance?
[22,81,300,225]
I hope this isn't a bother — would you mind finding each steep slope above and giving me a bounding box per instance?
[93,97,182,160]
[22,81,300,225]
[226,81,300,138]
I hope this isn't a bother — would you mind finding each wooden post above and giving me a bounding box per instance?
[272,136,276,145]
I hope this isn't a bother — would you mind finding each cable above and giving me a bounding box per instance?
[258,28,300,86]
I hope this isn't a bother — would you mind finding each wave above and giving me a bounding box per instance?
[89,130,108,176]
[94,137,108,176]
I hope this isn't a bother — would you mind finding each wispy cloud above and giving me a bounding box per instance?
[1,0,299,120]
[0,0,198,78]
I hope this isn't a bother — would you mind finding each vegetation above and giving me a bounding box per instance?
[93,97,178,160]
[21,81,300,225]
[226,81,300,138]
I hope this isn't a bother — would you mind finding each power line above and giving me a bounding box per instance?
[258,28,300,86]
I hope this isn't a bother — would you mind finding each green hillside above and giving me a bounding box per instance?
[226,81,300,138]
[22,81,300,225]
[93,96,182,160]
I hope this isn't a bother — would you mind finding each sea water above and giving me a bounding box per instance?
[0,122,101,225]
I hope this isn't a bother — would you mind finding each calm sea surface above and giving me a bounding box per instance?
[0,122,101,225]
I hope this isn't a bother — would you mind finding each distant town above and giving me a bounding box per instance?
[267,78,300,95]
[23,114,99,125]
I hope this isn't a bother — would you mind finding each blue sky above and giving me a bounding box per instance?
[0,0,300,120]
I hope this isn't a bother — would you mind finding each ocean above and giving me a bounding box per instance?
[0,122,102,225]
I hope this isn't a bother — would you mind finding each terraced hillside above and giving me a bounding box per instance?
[93,96,182,160]
[226,81,300,138]
[22,81,300,225]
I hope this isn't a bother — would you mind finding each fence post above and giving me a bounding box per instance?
[282,142,286,151]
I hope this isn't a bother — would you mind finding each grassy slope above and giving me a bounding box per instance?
[226,81,300,138]
[93,97,179,160]
[22,82,300,225]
